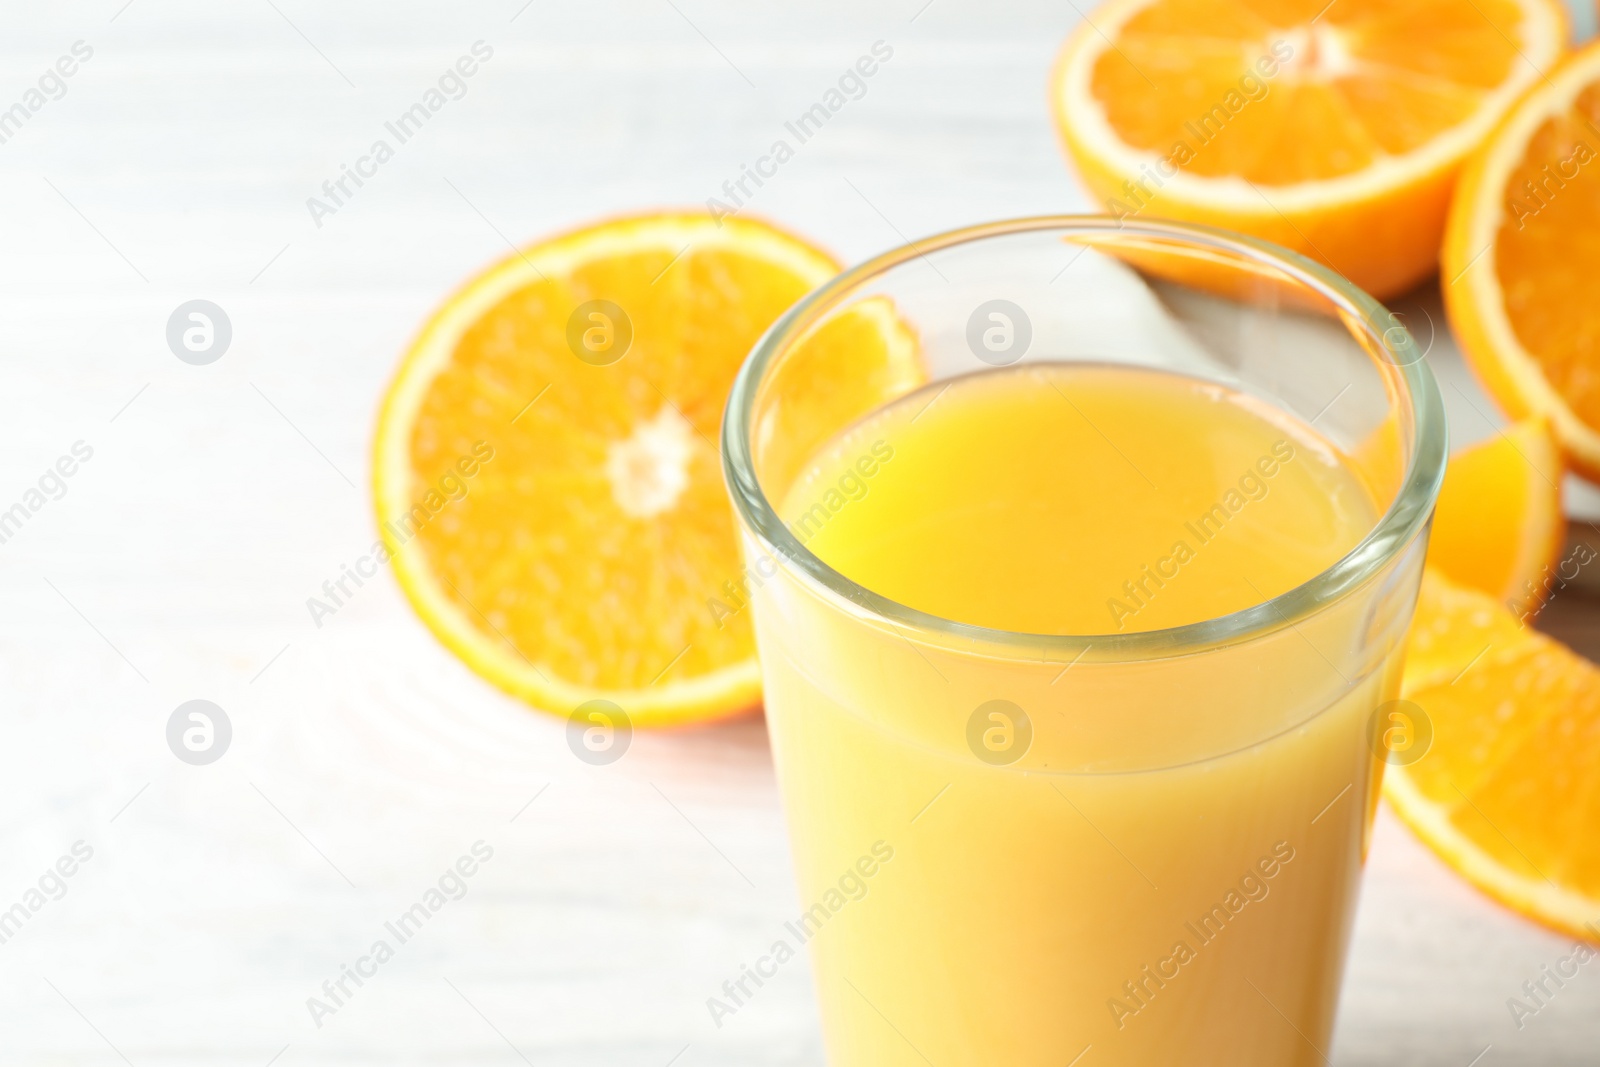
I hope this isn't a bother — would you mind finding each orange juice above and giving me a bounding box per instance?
[752,363,1395,1065]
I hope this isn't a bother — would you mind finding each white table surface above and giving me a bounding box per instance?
[2,2,1598,1064]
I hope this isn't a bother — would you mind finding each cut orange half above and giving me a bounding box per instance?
[1392,568,1600,942]
[1445,38,1600,482]
[372,213,921,727]
[1427,418,1565,612]
[1051,0,1567,299]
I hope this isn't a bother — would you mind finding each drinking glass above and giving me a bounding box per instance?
[721,217,1446,1066]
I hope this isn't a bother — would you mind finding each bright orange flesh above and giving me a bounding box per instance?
[1092,0,1525,184]
[1445,40,1600,482]
[1053,0,1566,298]
[372,213,920,725]
[1391,569,1600,941]
[1427,418,1565,611]
[1496,83,1600,427]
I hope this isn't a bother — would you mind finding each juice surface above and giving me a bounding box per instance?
[780,363,1376,635]
[753,363,1402,1066]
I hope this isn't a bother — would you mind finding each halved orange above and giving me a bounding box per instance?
[1391,568,1600,941]
[1445,38,1600,482]
[1051,0,1567,299]
[1427,418,1565,611]
[372,213,921,726]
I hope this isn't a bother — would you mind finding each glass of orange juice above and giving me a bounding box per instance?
[721,217,1446,1066]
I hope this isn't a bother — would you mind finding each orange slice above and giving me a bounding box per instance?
[1445,38,1600,482]
[1427,418,1565,612]
[751,295,920,499]
[1051,0,1567,299]
[372,213,921,726]
[1390,568,1600,941]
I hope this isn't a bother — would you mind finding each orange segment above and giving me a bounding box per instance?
[1332,73,1484,156]
[1390,569,1600,940]
[753,296,921,500]
[373,213,921,726]
[1402,565,1531,689]
[1427,418,1565,611]
[1445,40,1600,482]
[1051,0,1567,297]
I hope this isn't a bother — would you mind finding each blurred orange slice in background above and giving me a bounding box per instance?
[1427,418,1564,610]
[1392,410,1599,941]
[372,213,920,727]
[1050,0,1567,299]
[1445,38,1600,482]
[1393,569,1600,942]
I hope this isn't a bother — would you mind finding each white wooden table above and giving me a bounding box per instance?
[1,2,1597,1063]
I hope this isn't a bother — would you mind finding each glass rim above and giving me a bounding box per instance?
[721,214,1448,658]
